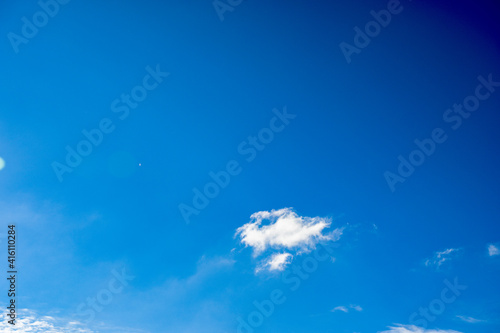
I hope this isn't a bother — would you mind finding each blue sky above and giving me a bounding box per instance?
[1,0,500,332]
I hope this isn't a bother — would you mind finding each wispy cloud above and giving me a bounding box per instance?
[0,194,240,333]
[424,248,460,268]
[0,308,93,332]
[487,244,499,256]
[332,305,348,313]
[257,252,293,272]
[351,304,363,312]
[77,254,238,333]
[456,315,486,323]
[379,324,462,333]
[331,304,362,313]
[235,208,342,272]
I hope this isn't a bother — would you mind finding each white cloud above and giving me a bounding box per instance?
[257,252,293,272]
[236,208,340,254]
[351,304,363,312]
[331,304,362,313]
[488,244,499,256]
[379,324,462,333]
[424,248,460,268]
[456,315,486,323]
[235,208,342,272]
[0,308,93,332]
[0,306,149,332]
[332,306,348,313]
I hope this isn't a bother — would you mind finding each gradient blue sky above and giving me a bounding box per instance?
[1,0,500,332]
